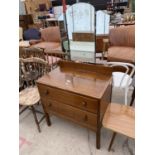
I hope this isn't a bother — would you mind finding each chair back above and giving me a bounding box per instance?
[19,47,46,60]
[105,62,135,105]
[109,25,135,47]
[19,57,50,85]
[40,26,61,42]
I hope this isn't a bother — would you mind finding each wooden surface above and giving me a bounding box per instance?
[19,14,33,30]
[72,32,95,42]
[103,103,135,139]
[37,60,112,99]
[96,34,109,53]
[37,60,112,149]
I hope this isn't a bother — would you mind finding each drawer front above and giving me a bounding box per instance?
[38,84,98,113]
[42,98,97,129]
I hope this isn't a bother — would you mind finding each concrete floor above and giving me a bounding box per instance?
[19,87,135,155]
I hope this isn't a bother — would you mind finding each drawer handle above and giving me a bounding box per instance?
[83,115,88,122]
[44,90,49,95]
[48,102,52,107]
[82,101,87,107]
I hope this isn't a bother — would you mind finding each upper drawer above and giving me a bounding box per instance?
[37,84,98,114]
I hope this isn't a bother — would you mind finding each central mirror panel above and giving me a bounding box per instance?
[66,3,95,63]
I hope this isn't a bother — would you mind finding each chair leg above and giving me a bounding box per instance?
[130,87,135,106]
[108,132,117,152]
[19,106,29,115]
[30,105,41,133]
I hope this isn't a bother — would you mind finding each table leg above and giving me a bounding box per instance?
[45,112,51,126]
[96,127,101,149]
[41,103,51,126]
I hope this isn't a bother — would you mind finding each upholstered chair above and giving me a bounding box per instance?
[31,26,62,53]
[107,25,135,64]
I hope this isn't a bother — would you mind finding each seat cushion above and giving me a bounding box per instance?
[19,87,40,106]
[31,42,61,53]
[107,46,135,63]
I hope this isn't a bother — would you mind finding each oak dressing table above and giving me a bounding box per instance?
[37,60,112,149]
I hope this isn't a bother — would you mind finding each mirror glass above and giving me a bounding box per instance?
[66,3,95,63]
[96,10,110,35]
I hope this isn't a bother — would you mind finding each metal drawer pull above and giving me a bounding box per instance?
[82,101,87,107]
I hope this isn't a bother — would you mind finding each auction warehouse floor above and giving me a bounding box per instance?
[19,87,135,155]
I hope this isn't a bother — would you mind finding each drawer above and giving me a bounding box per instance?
[38,84,98,113]
[42,98,97,129]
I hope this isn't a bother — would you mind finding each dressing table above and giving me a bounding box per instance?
[37,60,112,149]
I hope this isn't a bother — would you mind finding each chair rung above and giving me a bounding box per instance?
[28,107,44,115]
[39,115,46,124]
[19,106,29,115]
[34,109,44,115]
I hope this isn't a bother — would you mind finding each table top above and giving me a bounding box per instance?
[37,60,112,99]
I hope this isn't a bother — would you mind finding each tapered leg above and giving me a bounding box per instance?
[31,106,41,132]
[96,128,101,149]
[108,132,117,151]
[130,87,135,106]
[19,106,29,115]
[41,103,51,126]
[45,112,51,126]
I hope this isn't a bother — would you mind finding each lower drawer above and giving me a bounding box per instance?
[42,98,97,130]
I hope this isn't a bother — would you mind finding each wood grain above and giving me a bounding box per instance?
[37,60,113,149]
[38,84,98,113]
[41,98,97,131]
[103,103,135,139]
[37,61,112,99]
[72,32,95,42]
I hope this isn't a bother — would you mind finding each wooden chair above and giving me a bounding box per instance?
[19,47,46,60]
[19,57,50,132]
[102,62,135,151]
[103,103,135,151]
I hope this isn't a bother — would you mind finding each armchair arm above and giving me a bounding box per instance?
[29,39,42,45]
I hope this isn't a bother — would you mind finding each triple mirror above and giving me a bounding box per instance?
[65,3,110,63]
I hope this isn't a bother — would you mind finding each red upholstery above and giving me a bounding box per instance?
[31,42,61,53]
[30,26,62,53]
[108,25,135,63]
[108,46,135,63]
[40,26,61,42]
